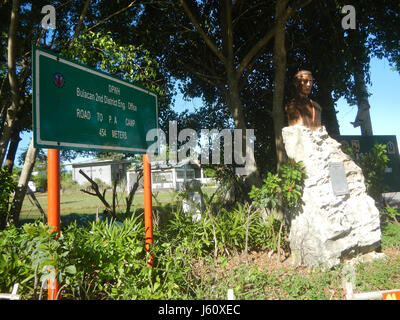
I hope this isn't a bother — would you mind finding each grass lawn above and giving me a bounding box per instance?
[19,188,176,223]
[19,187,216,225]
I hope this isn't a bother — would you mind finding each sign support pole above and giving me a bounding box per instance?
[143,154,153,266]
[47,149,60,300]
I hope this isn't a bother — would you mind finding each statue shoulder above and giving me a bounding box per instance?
[285,98,296,110]
[311,99,321,110]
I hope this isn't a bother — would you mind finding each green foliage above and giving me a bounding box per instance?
[381,205,400,224]
[381,222,400,249]
[62,31,162,95]
[355,255,400,292]
[249,159,306,212]
[0,168,16,228]
[60,172,80,192]
[1,215,400,299]
[279,160,306,208]
[60,215,149,299]
[163,202,280,257]
[0,225,32,293]
[31,172,47,191]
[357,144,389,201]
[21,222,76,286]
[342,143,389,202]
[249,172,282,210]
[203,165,248,202]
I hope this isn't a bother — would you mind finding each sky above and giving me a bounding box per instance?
[16,56,400,168]
[336,57,400,142]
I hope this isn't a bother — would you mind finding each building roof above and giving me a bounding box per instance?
[128,158,201,171]
[71,159,132,168]
[71,158,202,171]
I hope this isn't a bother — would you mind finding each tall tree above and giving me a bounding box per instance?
[7,0,172,225]
[0,0,20,164]
[137,0,314,185]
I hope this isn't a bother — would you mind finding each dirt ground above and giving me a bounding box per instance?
[226,247,400,271]
[192,246,400,300]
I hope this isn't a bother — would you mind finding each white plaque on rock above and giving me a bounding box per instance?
[328,162,349,196]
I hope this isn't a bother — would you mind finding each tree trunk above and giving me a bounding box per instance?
[272,0,289,172]
[225,73,262,188]
[0,0,20,164]
[316,82,340,138]
[3,129,20,172]
[9,137,38,225]
[353,70,373,136]
[125,170,143,215]
[221,0,261,188]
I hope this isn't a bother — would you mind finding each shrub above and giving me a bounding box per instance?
[341,143,389,203]
[0,225,32,294]
[248,159,306,215]
[60,172,80,192]
[381,205,400,224]
[0,168,16,229]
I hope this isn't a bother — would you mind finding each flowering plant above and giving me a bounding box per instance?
[249,159,305,212]
[382,205,400,224]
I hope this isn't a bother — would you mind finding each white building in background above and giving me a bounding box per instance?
[27,181,37,192]
[71,159,131,187]
[126,159,214,192]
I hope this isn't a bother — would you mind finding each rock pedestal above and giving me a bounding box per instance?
[282,125,381,268]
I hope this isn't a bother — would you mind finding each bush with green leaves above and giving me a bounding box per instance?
[202,165,248,202]
[54,213,198,299]
[357,144,389,202]
[0,168,16,229]
[341,143,389,203]
[162,202,280,258]
[60,172,80,192]
[249,159,306,214]
[1,211,400,300]
[0,225,32,294]
[381,205,400,224]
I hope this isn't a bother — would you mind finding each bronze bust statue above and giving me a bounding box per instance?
[285,70,321,130]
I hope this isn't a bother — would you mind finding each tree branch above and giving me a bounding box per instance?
[222,0,234,64]
[84,0,137,34]
[126,168,143,215]
[236,25,277,80]
[71,0,90,41]
[179,0,226,64]
[80,189,97,196]
[284,0,313,21]
[177,58,225,90]
[79,169,114,217]
[236,0,313,80]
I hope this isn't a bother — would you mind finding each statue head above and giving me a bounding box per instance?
[293,70,313,97]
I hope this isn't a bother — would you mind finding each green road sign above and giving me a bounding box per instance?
[339,135,400,192]
[33,46,158,153]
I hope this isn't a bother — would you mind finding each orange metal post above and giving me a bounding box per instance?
[47,149,60,300]
[143,153,154,266]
